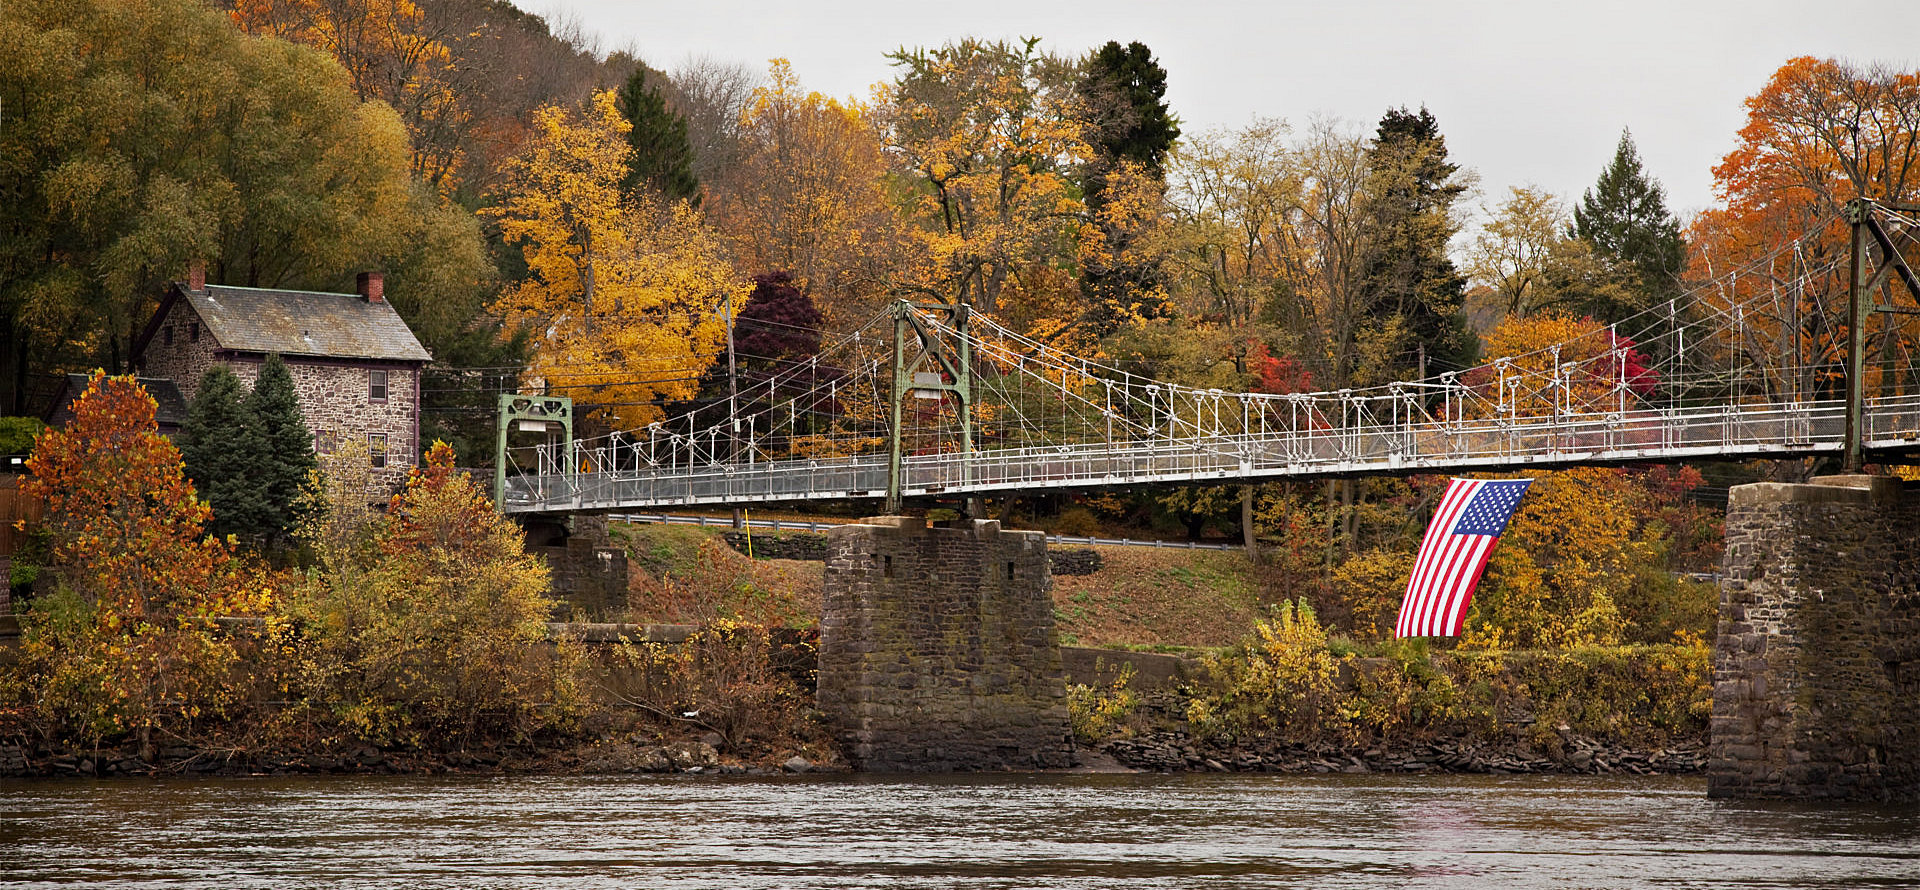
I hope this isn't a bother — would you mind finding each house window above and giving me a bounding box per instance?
[315,429,338,455]
[189,322,200,342]
[368,369,388,402]
[368,433,388,468]
[163,326,174,346]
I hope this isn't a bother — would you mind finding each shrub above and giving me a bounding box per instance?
[1050,506,1102,537]
[1067,662,1139,743]
[1197,598,1336,739]
[0,416,44,456]
[610,619,812,755]
[286,442,586,747]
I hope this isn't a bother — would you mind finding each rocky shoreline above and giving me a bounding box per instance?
[1101,730,1707,775]
[2,731,1706,780]
[0,736,843,780]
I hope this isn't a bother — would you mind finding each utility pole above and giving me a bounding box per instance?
[1845,198,1871,473]
[727,288,743,530]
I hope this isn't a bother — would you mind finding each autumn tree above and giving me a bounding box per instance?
[487,90,740,431]
[228,0,459,182]
[618,68,701,205]
[290,442,581,744]
[0,0,493,411]
[1077,41,1181,335]
[1689,58,1920,401]
[880,38,1093,338]
[20,374,245,750]
[1155,119,1303,381]
[1465,187,1634,321]
[1462,468,1636,649]
[708,61,909,330]
[1467,312,1656,419]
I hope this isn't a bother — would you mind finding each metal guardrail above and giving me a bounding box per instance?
[611,513,1241,551]
[504,396,1920,514]
[613,513,1243,550]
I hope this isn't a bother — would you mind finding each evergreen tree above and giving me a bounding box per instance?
[1356,106,1474,383]
[1080,41,1181,177]
[1078,41,1181,336]
[245,353,316,544]
[616,68,701,206]
[180,366,268,540]
[1573,129,1688,327]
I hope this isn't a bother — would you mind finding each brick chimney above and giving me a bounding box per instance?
[357,271,385,304]
[188,259,206,293]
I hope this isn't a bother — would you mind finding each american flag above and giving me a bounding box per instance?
[1395,478,1533,639]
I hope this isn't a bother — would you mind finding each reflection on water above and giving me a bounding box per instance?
[3,772,1918,888]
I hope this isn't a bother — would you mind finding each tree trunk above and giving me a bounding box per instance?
[1241,484,1260,564]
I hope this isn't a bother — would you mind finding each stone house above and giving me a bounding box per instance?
[133,266,431,483]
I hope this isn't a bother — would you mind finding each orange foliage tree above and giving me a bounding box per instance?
[19,373,250,747]
[1691,57,1920,402]
[1465,313,1655,419]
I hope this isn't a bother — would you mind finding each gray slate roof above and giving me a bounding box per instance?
[50,375,190,429]
[182,284,432,363]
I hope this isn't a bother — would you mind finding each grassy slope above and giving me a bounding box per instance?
[1049,547,1272,651]
[613,523,823,628]
[613,523,1276,650]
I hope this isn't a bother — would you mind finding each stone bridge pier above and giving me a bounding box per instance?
[816,516,1076,771]
[1713,475,1920,801]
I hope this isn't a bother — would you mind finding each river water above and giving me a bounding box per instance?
[3,772,1918,889]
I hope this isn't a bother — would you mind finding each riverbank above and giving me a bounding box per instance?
[0,725,1705,780]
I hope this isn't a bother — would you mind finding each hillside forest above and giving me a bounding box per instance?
[6,0,1920,652]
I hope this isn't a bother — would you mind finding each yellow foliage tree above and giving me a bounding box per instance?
[289,442,581,745]
[709,60,911,331]
[230,0,471,190]
[487,90,742,431]
[1461,468,1639,649]
[880,38,1094,338]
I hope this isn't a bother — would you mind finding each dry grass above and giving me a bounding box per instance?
[614,522,1295,651]
[1049,547,1281,651]
[616,523,822,627]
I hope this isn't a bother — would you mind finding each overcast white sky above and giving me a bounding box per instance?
[526,0,1918,221]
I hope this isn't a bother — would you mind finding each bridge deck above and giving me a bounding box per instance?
[500,396,1920,513]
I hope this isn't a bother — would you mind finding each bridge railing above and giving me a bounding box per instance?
[500,395,1920,513]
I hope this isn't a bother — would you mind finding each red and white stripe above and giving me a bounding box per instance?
[1395,479,1503,638]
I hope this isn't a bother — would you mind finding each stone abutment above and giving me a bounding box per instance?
[817,516,1076,771]
[1712,474,1920,801]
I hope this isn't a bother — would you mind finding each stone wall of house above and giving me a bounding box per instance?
[139,296,421,487]
[139,298,224,398]
[1711,474,1920,801]
[817,516,1075,772]
[224,357,419,488]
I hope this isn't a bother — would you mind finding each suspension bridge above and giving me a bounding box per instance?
[494,200,1920,515]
